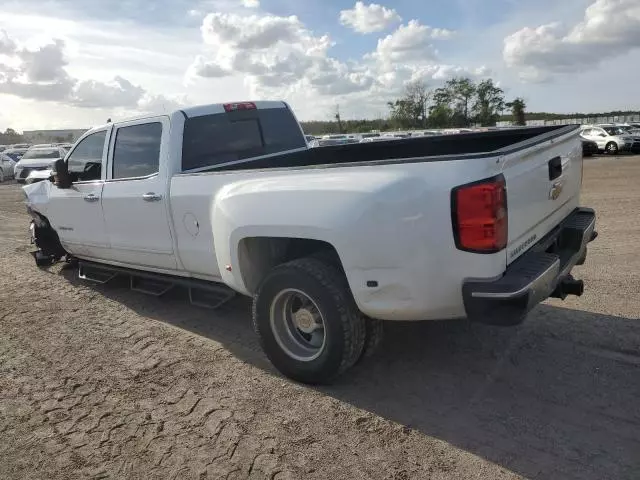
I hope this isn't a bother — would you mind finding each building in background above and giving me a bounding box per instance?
[22,129,88,144]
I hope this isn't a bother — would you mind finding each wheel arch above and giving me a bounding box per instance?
[236,237,344,295]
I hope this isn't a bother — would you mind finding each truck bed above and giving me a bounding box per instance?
[207,125,577,172]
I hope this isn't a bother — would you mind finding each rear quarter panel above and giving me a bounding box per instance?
[170,157,507,321]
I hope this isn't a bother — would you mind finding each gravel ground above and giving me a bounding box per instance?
[0,155,639,480]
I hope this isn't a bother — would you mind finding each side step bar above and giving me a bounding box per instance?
[77,260,236,309]
[79,263,117,284]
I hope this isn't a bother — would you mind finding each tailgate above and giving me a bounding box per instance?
[502,127,583,264]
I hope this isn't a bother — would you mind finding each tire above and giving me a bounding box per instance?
[606,142,619,155]
[252,257,366,384]
[0,168,4,183]
[356,317,384,364]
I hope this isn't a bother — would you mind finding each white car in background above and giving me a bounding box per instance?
[14,146,67,183]
[0,152,17,182]
[579,125,640,154]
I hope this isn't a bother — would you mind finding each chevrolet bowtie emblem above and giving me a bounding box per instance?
[549,181,564,200]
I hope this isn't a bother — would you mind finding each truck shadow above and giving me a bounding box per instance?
[58,267,640,480]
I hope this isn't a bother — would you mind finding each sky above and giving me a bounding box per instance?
[1,0,639,131]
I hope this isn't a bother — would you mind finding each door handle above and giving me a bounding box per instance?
[83,194,100,202]
[142,192,162,202]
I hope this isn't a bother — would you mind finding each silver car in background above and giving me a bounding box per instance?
[14,146,67,184]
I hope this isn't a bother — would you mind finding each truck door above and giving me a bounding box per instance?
[46,128,111,258]
[100,117,177,270]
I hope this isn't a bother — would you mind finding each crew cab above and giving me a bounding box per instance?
[23,101,597,384]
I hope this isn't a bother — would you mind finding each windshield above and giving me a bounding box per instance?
[21,148,60,159]
[4,151,22,161]
[603,127,627,136]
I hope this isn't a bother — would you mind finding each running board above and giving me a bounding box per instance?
[77,260,235,309]
[78,263,117,284]
[189,285,236,309]
[131,276,174,297]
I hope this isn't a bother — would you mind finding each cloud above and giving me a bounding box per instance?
[339,2,401,34]
[187,10,481,119]
[70,76,145,107]
[367,20,455,65]
[504,0,640,80]
[201,12,312,50]
[0,29,17,54]
[241,0,260,8]
[0,29,181,111]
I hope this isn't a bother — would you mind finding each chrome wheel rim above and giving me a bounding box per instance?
[269,288,326,362]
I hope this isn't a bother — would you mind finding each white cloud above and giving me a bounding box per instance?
[0,29,16,54]
[241,0,260,8]
[70,76,144,108]
[0,28,184,113]
[504,0,640,80]
[187,11,481,120]
[368,20,455,65]
[339,2,401,34]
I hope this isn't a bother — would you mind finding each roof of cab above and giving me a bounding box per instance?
[79,100,288,138]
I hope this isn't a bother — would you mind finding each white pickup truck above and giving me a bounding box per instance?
[24,101,597,384]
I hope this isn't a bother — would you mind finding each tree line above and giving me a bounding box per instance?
[0,128,26,145]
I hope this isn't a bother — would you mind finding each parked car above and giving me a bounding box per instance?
[14,146,67,183]
[24,100,596,384]
[0,152,17,182]
[579,125,640,154]
[2,147,28,162]
[580,136,599,157]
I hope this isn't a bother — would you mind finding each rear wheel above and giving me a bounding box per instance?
[252,257,365,384]
[605,142,619,155]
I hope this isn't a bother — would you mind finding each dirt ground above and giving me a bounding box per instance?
[0,155,639,480]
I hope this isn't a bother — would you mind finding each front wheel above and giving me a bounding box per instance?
[252,258,365,384]
[605,142,619,155]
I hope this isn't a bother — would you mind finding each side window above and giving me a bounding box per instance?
[112,122,162,180]
[66,131,107,182]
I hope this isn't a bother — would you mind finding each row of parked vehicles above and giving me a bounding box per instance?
[305,128,487,148]
[0,143,74,183]
[579,123,640,156]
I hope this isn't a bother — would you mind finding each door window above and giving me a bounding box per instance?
[67,131,107,182]
[112,122,162,179]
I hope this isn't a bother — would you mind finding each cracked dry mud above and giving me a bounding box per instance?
[1,156,639,480]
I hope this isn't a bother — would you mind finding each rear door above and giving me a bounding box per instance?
[502,127,583,264]
[46,128,111,258]
[100,116,177,270]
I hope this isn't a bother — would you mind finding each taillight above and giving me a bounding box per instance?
[223,102,257,112]
[451,174,507,253]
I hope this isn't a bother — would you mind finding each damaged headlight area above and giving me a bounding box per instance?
[26,206,48,227]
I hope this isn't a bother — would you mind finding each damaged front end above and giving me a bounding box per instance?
[24,184,67,267]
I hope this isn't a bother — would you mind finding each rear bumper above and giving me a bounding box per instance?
[462,207,597,326]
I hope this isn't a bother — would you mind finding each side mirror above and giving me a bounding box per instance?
[52,159,72,189]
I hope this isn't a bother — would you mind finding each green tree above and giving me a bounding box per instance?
[0,128,25,145]
[447,77,476,127]
[506,98,527,125]
[388,80,431,129]
[473,79,505,126]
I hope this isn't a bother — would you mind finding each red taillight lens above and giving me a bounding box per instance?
[223,102,257,112]
[452,175,507,253]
